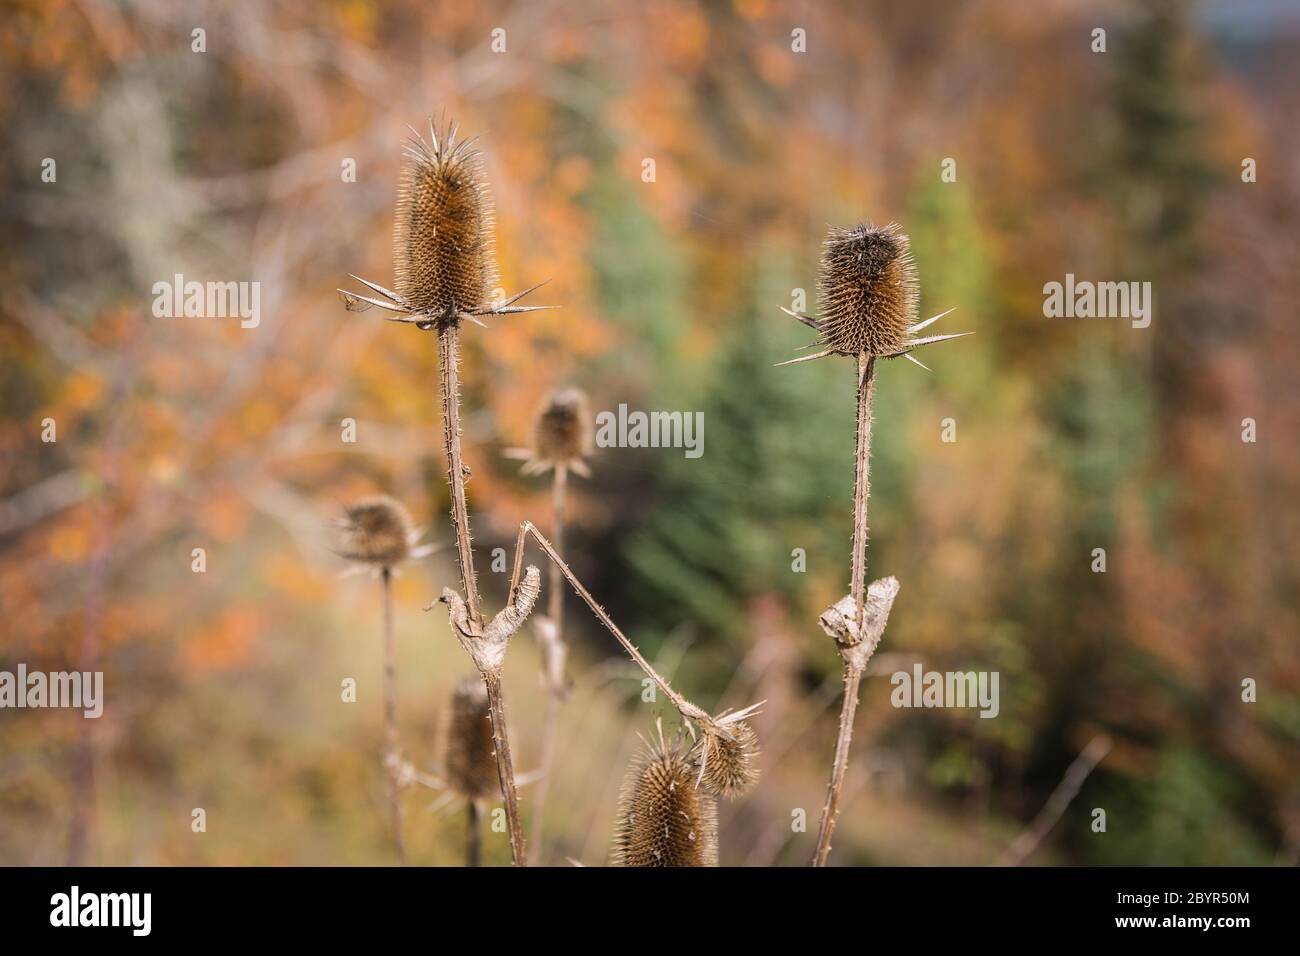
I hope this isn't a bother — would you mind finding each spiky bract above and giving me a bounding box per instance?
[817,223,918,356]
[611,729,718,867]
[445,677,500,800]
[336,495,414,567]
[394,124,497,320]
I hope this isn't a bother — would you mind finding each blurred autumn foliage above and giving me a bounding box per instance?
[1,0,1298,866]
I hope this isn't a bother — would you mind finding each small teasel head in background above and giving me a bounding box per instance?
[445,677,501,801]
[610,720,719,867]
[334,494,429,570]
[779,222,969,370]
[507,387,594,478]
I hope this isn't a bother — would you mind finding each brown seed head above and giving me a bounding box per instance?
[697,720,760,800]
[817,223,918,356]
[532,388,592,469]
[610,728,718,867]
[336,495,413,567]
[445,677,500,800]
[394,122,497,320]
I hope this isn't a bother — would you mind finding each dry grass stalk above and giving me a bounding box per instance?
[341,119,554,866]
[611,720,719,867]
[780,223,968,866]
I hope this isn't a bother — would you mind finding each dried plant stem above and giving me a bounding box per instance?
[467,800,482,867]
[812,353,876,867]
[548,467,568,656]
[529,465,568,858]
[437,324,484,630]
[481,668,526,864]
[380,568,406,865]
[435,322,527,866]
[507,521,706,723]
[849,354,875,637]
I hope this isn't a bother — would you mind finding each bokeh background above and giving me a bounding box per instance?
[2,0,1298,866]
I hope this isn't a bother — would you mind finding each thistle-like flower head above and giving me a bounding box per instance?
[335,494,417,568]
[695,716,761,800]
[610,721,718,867]
[508,387,593,478]
[338,118,553,330]
[393,121,497,318]
[779,222,970,370]
[445,677,500,801]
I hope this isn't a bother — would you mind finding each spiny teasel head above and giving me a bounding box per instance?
[445,677,500,800]
[695,719,760,800]
[393,121,497,321]
[518,387,592,477]
[610,722,719,867]
[778,222,968,370]
[339,119,552,327]
[817,223,918,356]
[335,495,415,568]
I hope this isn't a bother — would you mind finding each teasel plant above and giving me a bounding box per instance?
[339,119,553,866]
[334,494,436,865]
[504,387,593,859]
[611,719,719,867]
[779,223,970,866]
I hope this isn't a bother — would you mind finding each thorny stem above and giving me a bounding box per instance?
[466,800,482,868]
[381,568,406,865]
[507,521,703,721]
[529,465,568,858]
[435,319,526,865]
[849,354,875,637]
[812,352,875,867]
[437,323,483,630]
[481,668,527,865]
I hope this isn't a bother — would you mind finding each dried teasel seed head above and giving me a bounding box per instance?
[817,223,918,356]
[445,677,500,800]
[610,725,718,867]
[696,720,760,800]
[336,494,414,567]
[531,388,591,471]
[394,122,498,321]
